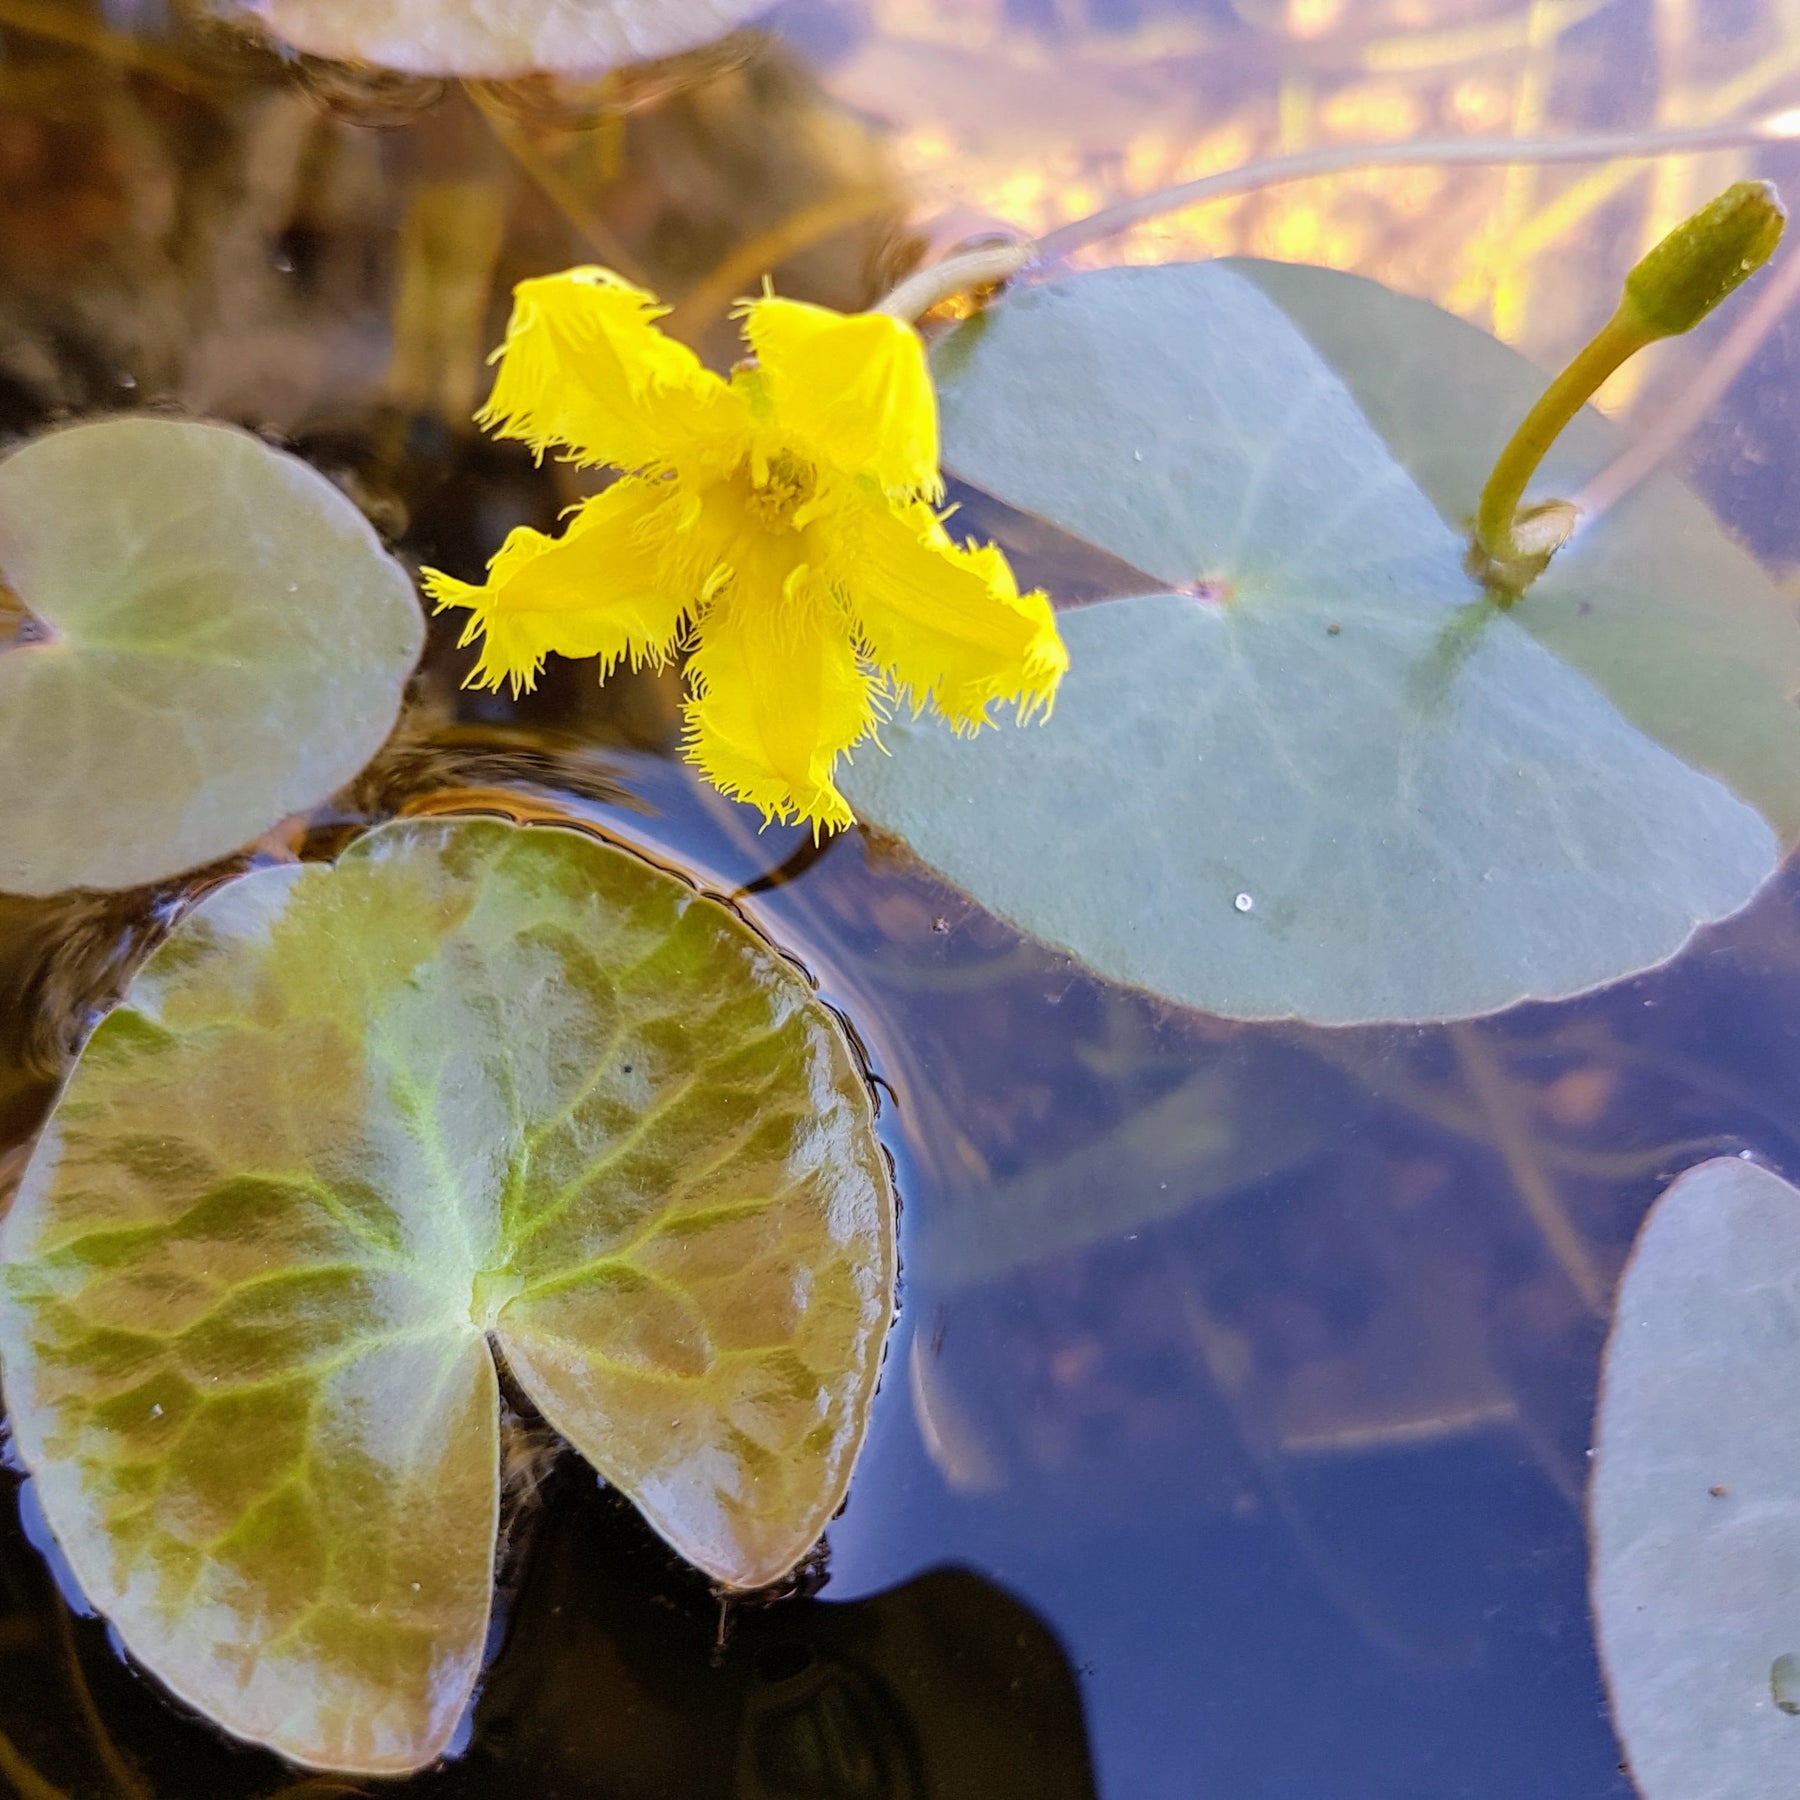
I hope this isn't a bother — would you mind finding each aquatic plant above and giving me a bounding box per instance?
[0,419,421,896]
[0,816,896,1772]
[848,185,1800,1025]
[1,1,1798,1783]
[1591,1157,1800,1800]
[423,268,1066,835]
[1471,180,1785,587]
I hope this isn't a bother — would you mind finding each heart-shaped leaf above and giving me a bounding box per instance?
[842,262,1781,1026]
[228,0,768,77]
[0,419,423,897]
[0,816,896,1773]
[1591,1156,1800,1800]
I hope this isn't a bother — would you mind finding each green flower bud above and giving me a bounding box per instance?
[1623,180,1786,340]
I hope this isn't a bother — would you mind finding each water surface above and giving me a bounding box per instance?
[4,1,1800,1794]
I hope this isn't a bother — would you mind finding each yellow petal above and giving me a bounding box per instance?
[477,267,745,471]
[422,479,692,695]
[684,573,874,835]
[737,297,940,498]
[846,498,1067,731]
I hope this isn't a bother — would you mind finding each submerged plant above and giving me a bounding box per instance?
[423,268,1067,836]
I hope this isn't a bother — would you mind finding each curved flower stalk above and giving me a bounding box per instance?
[424,269,1067,834]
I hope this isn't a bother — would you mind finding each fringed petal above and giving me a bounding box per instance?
[845,499,1067,731]
[736,296,940,498]
[422,479,693,695]
[683,572,875,836]
[477,267,745,470]
[445,263,1066,832]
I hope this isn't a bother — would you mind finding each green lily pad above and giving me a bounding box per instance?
[0,419,423,897]
[842,262,1779,1026]
[0,816,896,1773]
[230,0,768,77]
[1591,1156,1800,1800]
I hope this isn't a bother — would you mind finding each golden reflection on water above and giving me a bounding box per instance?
[0,0,1786,465]
[830,0,1800,411]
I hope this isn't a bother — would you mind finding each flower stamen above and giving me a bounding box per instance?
[744,449,817,531]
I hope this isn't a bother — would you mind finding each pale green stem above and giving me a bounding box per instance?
[1034,116,1800,262]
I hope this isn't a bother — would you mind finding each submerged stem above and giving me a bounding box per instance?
[0,1727,67,1800]
[1451,1024,1611,1317]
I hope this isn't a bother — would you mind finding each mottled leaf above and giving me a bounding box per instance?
[843,262,1776,1025]
[1591,1156,1800,1800]
[0,419,423,896]
[0,816,896,1772]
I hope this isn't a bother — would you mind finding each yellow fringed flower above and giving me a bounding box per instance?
[422,267,1068,834]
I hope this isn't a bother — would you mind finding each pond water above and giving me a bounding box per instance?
[2,1,1800,1795]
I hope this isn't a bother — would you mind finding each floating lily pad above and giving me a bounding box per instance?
[0,816,896,1773]
[843,263,1779,1026]
[1591,1156,1800,1800]
[0,419,422,897]
[230,0,768,78]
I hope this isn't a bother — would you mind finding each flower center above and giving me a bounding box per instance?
[743,449,817,531]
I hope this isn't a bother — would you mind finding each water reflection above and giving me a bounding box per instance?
[10,697,1793,1793]
[463,1478,1096,1800]
[750,774,1800,1798]
[2,0,1800,1795]
[0,4,910,437]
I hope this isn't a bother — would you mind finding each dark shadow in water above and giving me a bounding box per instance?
[0,1457,1099,1800]
[457,1476,1098,1800]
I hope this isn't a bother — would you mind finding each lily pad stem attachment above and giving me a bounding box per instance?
[874,238,1033,323]
[1472,180,1785,592]
[0,577,51,649]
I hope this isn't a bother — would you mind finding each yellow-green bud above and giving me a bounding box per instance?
[1622,179,1786,340]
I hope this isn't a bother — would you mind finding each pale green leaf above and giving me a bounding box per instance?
[1591,1156,1800,1800]
[1231,257,1800,843]
[228,0,768,77]
[0,419,423,897]
[843,262,1776,1026]
[0,816,896,1773]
